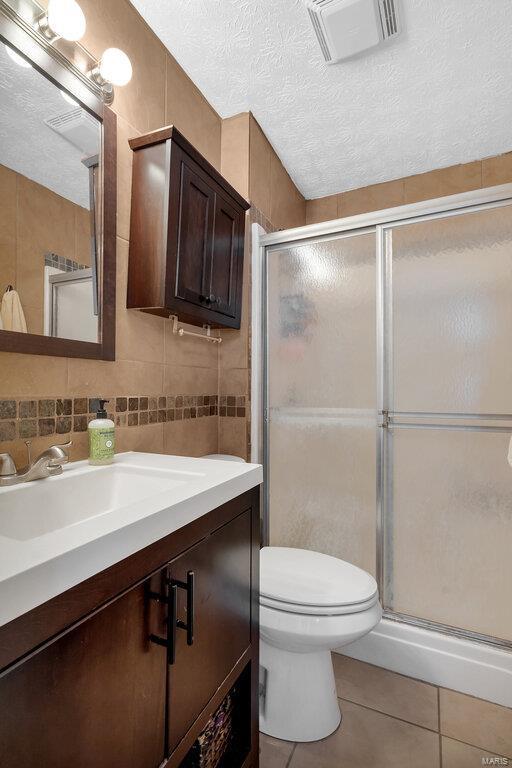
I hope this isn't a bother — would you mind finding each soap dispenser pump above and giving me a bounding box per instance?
[88,399,115,465]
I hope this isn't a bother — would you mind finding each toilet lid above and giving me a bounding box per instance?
[260,547,378,608]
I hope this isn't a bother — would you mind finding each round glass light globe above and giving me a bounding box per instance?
[4,44,32,68]
[99,48,132,87]
[47,0,86,42]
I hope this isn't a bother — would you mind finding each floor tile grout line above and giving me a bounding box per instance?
[334,653,438,690]
[323,694,512,763]
[274,726,512,764]
[337,696,439,734]
[285,742,297,768]
[441,735,512,761]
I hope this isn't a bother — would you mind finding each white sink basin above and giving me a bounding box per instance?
[0,451,263,630]
[0,464,189,541]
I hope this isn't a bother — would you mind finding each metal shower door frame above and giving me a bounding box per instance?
[260,183,512,651]
[377,202,512,651]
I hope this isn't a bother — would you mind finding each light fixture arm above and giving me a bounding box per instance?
[88,64,114,100]
[34,13,59,44]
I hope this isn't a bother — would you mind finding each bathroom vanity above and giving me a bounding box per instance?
[0,453,262,768]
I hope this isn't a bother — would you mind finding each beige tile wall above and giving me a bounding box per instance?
[305,153,512,224]
[250,115,306,230]
[261,654,512,768]
[221,113,250,200]
[222,111,307,228]
[0,165,90,336]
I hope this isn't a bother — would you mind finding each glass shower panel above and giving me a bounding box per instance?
[267,233,377,573]
[269,414,376,574]
[386,426,512,641]
[392,205,512,414]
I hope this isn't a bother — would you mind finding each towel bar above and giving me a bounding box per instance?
[171,315,222,344]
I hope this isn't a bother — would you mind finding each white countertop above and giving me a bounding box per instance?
[0,452,262,628]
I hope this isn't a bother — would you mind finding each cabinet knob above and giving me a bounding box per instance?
[199,294,217,306]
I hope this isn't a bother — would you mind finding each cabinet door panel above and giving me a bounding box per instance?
[175,161,215,307]
[209,195,242,319]
[0,574,166,768]
[167,510,252,753]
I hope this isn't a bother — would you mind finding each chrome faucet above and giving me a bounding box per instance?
[0,441,72,487]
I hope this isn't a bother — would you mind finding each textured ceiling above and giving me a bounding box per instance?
[131,0,512,199]
[0,44,97,208]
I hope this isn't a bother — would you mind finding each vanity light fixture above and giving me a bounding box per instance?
[37,0,86,43]
[5,0,132,103]
[89,47,133,89]
[4,44,32,68]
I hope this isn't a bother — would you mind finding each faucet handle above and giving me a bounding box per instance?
[0,453,17,477]
[33,440,73,468]
[48,440,73,465]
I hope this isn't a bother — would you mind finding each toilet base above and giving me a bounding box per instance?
[259,640,341,742]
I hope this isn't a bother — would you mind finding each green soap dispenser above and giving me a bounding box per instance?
[88,399,115,465]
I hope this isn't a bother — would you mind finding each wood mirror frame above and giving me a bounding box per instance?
[0,8,116,360]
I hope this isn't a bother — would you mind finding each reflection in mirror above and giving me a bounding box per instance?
[0,41,101,343]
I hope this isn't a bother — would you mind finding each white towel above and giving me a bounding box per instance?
[1,288,27,333]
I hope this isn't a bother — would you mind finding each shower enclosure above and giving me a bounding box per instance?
[260,185,512,650]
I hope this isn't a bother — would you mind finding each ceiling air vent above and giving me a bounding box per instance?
[305,0,402,64]
[44,107,100,156]
[377,0,400,39]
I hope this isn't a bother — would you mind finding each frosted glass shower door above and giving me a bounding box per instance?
[266,232,377,575]
[382,204,512,643]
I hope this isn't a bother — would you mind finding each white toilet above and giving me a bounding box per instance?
[259,546,382,743]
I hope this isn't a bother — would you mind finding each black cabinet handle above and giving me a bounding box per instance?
[148,582,177,665]
[148,571,194,662]
[167,584,178,664]
[172,570,195,646]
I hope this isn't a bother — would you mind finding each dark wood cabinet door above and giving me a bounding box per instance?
[167,510,252,754]
[174,160,215,308]
[0,573,167,768]
[209,193,243,320]
[129,127,249,328]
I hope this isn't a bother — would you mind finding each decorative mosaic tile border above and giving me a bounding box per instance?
[44,252,89,273]
[0,394,246,442]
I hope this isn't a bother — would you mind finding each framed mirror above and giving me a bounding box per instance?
[0,6,116,359]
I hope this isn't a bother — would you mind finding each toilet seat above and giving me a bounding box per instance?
[260,591,379,616]
[260,546,378,612]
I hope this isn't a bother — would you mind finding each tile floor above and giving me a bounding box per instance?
[259,654,512,768]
